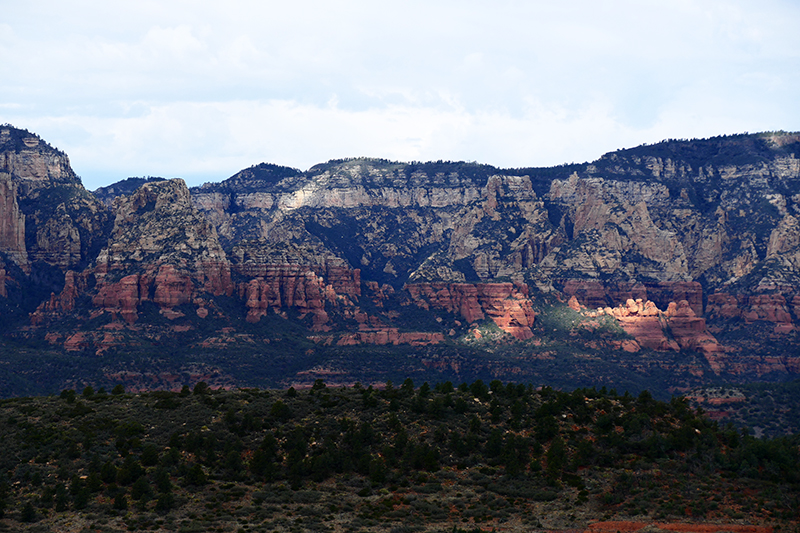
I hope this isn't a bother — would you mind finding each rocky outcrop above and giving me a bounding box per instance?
[184,135,800,365]
[231,248,362,329]
[0,173,28,271]
[743,294,793,324]
[538,135,800,295]
[30,178,371,346]
[231,246,361,301]
[707,291,796,332]
[706,293,741,320]
[191,160,489,256]
[241,266,332,329]
[663,300,724,357]
[605,298,679,352]
[8,126,800,388]
[412,174,563,282]
[592,297,723,370]
[405,282,537,340]
[561,280,704,315]
[0,266,8,298]
[92,177,166,207]
[545,174,689,281]
[91,179,234,317]
[33,270,85,315]
[0,127,79,193]
[0,126,111,272]
[194,159,487,213]
[91,274,143,324]
[29,179,233,329]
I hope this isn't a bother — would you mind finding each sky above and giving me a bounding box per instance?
[2,1,799,190]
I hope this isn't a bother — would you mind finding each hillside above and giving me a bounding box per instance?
[0,126,799,407]
[0,382,796,532]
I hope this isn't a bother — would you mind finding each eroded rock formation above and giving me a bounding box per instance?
[0,126,110,271]
[406,282,537,340]
[6,126,800,386]
[0,173,27,272]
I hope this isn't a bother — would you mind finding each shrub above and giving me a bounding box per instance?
[113,492,128,511]
[21,501,36,522]
[155,492,175,512]
[186,464,207,486]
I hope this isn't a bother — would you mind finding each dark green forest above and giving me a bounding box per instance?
[0,380,798,532]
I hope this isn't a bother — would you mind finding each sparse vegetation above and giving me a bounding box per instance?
[0,381,797,531]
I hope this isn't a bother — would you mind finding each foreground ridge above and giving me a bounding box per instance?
[0,381,796,531]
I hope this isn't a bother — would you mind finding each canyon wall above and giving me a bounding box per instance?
[3,127,800,385]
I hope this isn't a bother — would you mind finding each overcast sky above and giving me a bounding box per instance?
[2,1,799,190]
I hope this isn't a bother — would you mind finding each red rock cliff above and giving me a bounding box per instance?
[562,280,703,316]
[707,291,796,332]
[598,297,724,371]
[405,282,537,340]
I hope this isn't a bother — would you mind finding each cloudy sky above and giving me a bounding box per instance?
[2,1,799,190]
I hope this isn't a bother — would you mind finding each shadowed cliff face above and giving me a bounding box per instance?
[191,136,800,314]
[4,129,800,395]
[0,126,111,274]
[185,138,800,380]
[90,179,234,322]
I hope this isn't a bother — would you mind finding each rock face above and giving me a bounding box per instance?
[599,298,721,354]
[31,178,434,351]
[0,172,28,271]
[85,179,234,321]
[0,127,77,194]
[187,136,800,318]
[406,282,537,340]
[561,280,704,316]
[0,126,110,275]
[92,177,166,207]
[240,264,341,329]
[707,291,796,332]
[546,174,688,281]
[29,179,230,329]
[6,127,800,390]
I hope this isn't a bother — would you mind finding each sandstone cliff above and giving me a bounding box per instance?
[0,126,110,275]
[188,137,800,315]
[33,179,234,326]
[183,138,800,373]
[0,172,28,272]
[405,282,537,340]
[6,128,800,395]
[31,178,442,352]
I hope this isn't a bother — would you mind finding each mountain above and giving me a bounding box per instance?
[1,125,800,400]
[92,176,166,207]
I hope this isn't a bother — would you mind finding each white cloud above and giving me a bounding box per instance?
[26,98,635,189]
[1,0,799,188]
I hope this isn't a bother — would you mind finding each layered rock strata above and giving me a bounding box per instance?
[405,282,537,340]
[0,126,110,271]
[581,297,724,371]
[0,173,28,271]
[8,128,800,378]
[87,179,233,320]
[707,292,797,332]
[561,280,704,316]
